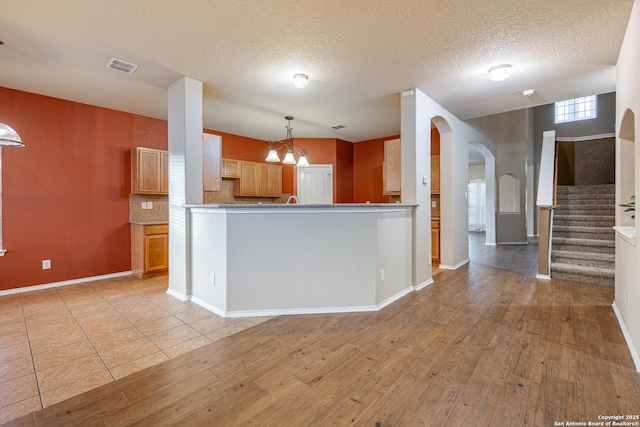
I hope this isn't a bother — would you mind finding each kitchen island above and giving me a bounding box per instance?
[178,203,420,317]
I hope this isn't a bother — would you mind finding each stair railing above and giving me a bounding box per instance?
[536,130,557,279]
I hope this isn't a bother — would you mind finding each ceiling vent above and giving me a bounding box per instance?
[106,58,139,74]
[330,124,347,130]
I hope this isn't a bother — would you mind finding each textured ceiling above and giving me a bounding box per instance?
[0,0,633,142]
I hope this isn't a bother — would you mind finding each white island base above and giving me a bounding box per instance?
[180,204,422,318]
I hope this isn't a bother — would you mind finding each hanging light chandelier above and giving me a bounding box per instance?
[265,116,309,167]
[0,122,24,147]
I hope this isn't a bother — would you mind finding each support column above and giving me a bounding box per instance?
[400,89,432,287]
[167,77,203,300]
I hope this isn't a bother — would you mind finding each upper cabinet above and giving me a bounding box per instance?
[202,133,222,192]
[221,158,241,178]
[383,138,401,196]
[431,155,440,194]
[231,160,282,198]
[131,147,168,195]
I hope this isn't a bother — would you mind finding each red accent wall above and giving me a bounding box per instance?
[352,135,400,203]
[0,87,167,291]
[431,128,441,155]
[336,139,354,203]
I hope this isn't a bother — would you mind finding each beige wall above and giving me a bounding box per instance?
[614,0,640,372]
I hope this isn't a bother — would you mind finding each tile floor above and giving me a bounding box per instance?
[0,275,271,424]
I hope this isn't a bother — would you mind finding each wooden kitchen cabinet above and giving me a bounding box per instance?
[202,133,222,191]
[431,155,440,194]
[131,224,169,278]
[131,147,168,195]
[431,220,440,261]
[383,138,401,195]
[259,163,282,197]
[233,160,282,197]
[222,158,241,178]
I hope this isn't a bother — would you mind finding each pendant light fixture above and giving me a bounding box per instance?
[265,116,309,167]
[0,123,24,147]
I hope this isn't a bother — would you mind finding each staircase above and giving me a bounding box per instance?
[551,184,615,286]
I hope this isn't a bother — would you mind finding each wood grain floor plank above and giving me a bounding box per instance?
[3,234,639,426]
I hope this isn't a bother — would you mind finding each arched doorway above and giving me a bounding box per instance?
[468,141,496,246]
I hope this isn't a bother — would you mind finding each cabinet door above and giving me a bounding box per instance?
[259,164,282,196]
[203,133,222,191]
[222,159,240,178]
[131,147,168,195]
[431,228,440,261]
[431,155,440,194]
[383,139,401,195]
[145,234,169,272]
[161,151,169,193]
[238,161,259,196]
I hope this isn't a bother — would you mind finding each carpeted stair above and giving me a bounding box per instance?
[551,184,615,286]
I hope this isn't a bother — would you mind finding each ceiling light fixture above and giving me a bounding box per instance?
[293,74,309,89]
[0,122,24,147]
[522,89,535,97]
[488,64,513,81]
[265,116,309,167]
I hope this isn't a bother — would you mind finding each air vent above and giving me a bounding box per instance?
[330,124,347,130]
[106,58,139,74]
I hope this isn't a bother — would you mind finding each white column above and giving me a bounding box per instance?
[400,89,432,287]
[167,77,203,300]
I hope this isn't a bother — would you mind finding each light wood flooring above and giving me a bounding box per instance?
[2,232,640,426]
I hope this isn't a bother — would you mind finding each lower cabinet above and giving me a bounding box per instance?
[431,220,440,262]
[131,224,169,278]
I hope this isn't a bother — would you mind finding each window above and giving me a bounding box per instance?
[555,95,597,124]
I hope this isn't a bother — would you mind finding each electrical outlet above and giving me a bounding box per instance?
[147,201,153,209]
[141,202,147,209]
[42,260,51,270]
[210,273,215,285]
[380,270,385,282]
[627,291,631,308]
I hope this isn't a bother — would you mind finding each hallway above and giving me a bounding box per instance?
[2,234,639,426]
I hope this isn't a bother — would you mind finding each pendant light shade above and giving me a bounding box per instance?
[265,149,281,162]
[282,151,296,164]
[0,123,24,147]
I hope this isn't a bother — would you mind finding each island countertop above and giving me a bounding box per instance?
[185,203,418,209]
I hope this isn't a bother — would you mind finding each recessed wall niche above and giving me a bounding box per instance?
[619,108,636,227]
[499,173,521,213]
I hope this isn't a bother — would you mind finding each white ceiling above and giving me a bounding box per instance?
[0,1,633,143]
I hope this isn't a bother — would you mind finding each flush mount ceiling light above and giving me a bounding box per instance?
[265,116,309,167]
[522,89,536,97]
[488,64,513,81]
[0,122,24,147]
[293,73,309,89]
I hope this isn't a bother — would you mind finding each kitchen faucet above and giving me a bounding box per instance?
[286,195,300,204]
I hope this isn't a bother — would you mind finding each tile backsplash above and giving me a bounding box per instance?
[129,194,169,223]
[204,179,289,204]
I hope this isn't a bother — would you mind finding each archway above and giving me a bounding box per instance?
[468,141,496,246]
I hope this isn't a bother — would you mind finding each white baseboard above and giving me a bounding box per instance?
[377,286,414,310]
[439,259,470,270]
[413,278,434,291]
[485,242,497,247]
[612,301,640,373]
[188,285,421,319]
[166,288,190,302]
[0,271,133,297]
[536,274,551,280]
